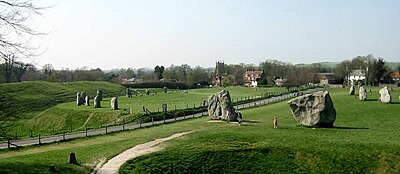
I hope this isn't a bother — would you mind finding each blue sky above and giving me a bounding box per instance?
[36,0,400,69]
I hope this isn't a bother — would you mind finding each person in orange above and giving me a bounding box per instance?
[273,117,278,128]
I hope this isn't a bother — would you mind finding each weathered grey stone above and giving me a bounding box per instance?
[76,92,81,106]
[69,152,78,165]
[164,86,167,93]
[349,85,355,95]
[359,85,367,101]
[287,91,336,127]
[94,95,101,108]
[207,90,242,122]
[126,88,132,97]
[111,97,118,110]
[97,90,103,101]
[85,95,90,106]
[145,89,150,95]
[379,86,391,103]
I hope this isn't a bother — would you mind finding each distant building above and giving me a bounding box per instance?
[348,70,366,84]
[274,78,287,87]
[318,73,341,86]
[384,72,400,84]
[243,70,265,87]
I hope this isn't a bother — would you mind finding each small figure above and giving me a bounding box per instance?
[273,117,278,128]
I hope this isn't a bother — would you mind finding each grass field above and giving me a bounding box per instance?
[3,82,293,138]
[0,86,399,173]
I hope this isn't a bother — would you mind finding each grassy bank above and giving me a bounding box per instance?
[0,87,399,173]
[120,87,400,173]
[4,84,294,138]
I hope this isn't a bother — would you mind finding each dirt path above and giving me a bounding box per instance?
[94,131,194,174]
[79,113,94,130]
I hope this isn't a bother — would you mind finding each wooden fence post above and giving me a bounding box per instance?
[38,134,41,144]
[63,131,65,141]
[122,118,125,130]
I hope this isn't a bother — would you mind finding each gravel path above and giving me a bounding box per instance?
[95,131,194,174]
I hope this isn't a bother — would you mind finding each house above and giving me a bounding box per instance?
[384,72,400,84]
[318,73,341,86]
[348,70,366,84]
[243,70,265,87]
[274,78,287,87]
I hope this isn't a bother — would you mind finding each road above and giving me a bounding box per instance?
[0,88,322,149]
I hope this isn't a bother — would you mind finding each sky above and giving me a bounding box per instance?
[34,0,400,70]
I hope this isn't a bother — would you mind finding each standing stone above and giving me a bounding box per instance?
[164,86,167,93]
[80,91,87,105]
[379,86,391,103]
[69,152,78,165]
[349,85,355,95]
[287,91,336,127]
[85,95,90,106]
[76,92,81,106]
[94,95,101,108]
[126,88,132,97]
[359,85,367,101]
[145,89,150,95]
[97,90,103,101]
[111,97,118,110]
[208,90,242,122]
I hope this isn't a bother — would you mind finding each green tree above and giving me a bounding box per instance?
[154,65,165,80]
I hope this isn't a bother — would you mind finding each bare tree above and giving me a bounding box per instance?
[1,0,46,83]
[0,0,45,138]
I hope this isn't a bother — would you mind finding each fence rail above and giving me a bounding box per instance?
[1,88,322,149]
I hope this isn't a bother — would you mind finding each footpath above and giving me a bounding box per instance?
[0,88,322,149]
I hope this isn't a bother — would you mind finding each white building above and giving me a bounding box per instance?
[348,70,366,84]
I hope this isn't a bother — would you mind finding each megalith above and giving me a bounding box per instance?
[97,90,103,101]
[359,85,367,101]
[94,95,101,108]
[349,85,355,95]
[379,86,391,103]
[126,88,132,97]
[111,97,118,110]
[85,95,90,106]
[287,91,336,127]
[208,90,242,122]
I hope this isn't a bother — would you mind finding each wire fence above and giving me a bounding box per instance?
[1,87,323,149]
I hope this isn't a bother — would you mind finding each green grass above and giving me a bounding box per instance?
[119,87,400,173]
[0,87,399,173]
[6,84,294,138]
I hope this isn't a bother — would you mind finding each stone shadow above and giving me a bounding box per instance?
[242,120,261,123]
[331,126,369,130]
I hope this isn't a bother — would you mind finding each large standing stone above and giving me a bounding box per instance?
[85,95,90,106]
[126,88,132,97]
[94,95,101,108]
[80,91,87,105]
[379,86,391,103]
[349,85,355,95]
[111,97,118,110]
[208,90,242,122]
[69,152,78,165]
[97,90,103,101]
[76,92,82,106]
[145,89,150,95]
[359,85,367,101]
[287,91,336,127]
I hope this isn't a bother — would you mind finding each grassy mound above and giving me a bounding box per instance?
[1,86,398,173]
[120,87,400,173]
